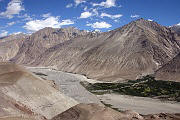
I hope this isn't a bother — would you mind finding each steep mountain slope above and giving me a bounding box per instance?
[27,19,180,81]
[0,33,27,61]
[155,53,180,82]
[0,62,78,119]
[11,27,89,64]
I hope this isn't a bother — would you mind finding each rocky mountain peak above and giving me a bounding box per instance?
[170,24,180,35]
[132,18,168,32]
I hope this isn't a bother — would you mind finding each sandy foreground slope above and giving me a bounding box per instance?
[0,62,78,120]
[0,64,180,120]
[52,103,180,120]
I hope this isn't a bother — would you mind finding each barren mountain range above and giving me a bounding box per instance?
[1,18,179,81]
[171,25,180,35]
[0,18,180,120]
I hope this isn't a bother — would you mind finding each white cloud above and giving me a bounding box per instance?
[18,13,32,21]
[92,0,116,8]
[7,21,15,26]
[74,0,86,6]
[177,23,180,26]
[0,30,8,37]
[24,16,61,32]
[23,16,74,32]
[114,19,119,22]
[84,6,88,11]
[86,21,112,28]
[80,11,92,18]
[148,19,153,21]
[66,3,73,8]
[0,0,24,19]
[59,19,74,26]
[92,8,98,16]
[94,29,101,32]
[101,13,122,19]
[13,32,22,35]
[42,13,51,18]
[130,14,140,18]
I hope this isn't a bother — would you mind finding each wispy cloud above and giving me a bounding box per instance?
[92,0,116,8]
[86,21,112,28]
[74,0,86,6]
[59,19,74,26]
[20,14,32,21]
[66,3,73,8]
[80,11,92,18]
[0,30,8,37]
[101,13,122,19]
[0,0,24,19]
[42,13,51,18]
[13,32,22,35]
[148,19,153,21]
[7,22,15,26]
[130,14,140,18]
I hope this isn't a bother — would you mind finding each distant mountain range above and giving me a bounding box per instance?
[171,24,180,35]
[1,18,180,82]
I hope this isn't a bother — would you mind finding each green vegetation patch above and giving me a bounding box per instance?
[82,75,180,102]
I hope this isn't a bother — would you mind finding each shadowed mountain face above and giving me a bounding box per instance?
[0,62,78,120]
[155,53,180,82]
[3,19,180,81]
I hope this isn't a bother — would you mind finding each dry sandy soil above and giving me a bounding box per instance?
[27,67,102,105]
[52,103,180,120]
[97,94,180,115]
[28,67,180,115]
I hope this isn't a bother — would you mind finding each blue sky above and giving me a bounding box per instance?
[0,0,180,37]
